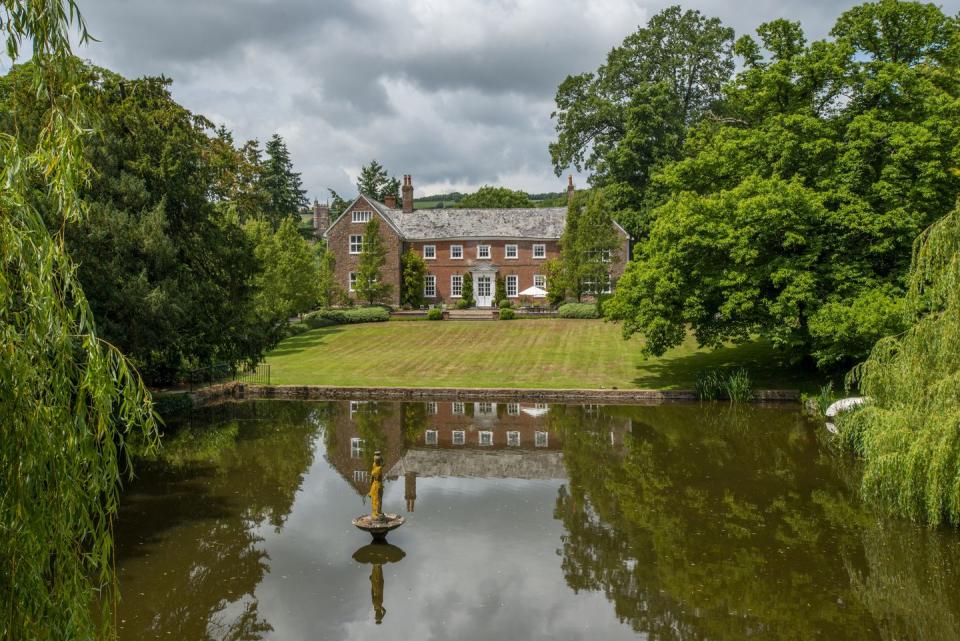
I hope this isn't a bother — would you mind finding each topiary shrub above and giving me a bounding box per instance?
[427,308,443,321]
[455,299,471,310]
[558,302,599,319]
[499,308,516,320]
[499,298,513,309]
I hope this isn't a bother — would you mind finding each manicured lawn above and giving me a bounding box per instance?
[265,319,823,390]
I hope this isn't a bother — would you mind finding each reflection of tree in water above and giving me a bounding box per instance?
[553,404,888,640]
[116,401,326,641]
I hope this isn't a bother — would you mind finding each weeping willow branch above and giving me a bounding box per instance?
[1,2,159,640]
[839,203,960,526]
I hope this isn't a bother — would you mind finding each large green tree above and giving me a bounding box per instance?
[1,3,157,640]
[400,248,427,308]
[355,216,392,304]
[457,185,531,208]
[1,61,279,384]
[262,133,308,230]
[607,1,960,369]
[550,6,734,238]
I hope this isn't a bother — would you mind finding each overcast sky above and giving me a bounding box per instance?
[56,0,960,199]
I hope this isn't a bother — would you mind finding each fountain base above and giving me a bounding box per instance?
[352,514,405,541]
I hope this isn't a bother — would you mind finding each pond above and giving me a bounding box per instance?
[115,400,960,641]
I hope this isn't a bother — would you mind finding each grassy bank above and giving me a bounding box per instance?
[265,319,821,390]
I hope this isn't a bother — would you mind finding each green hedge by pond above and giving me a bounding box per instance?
[558,303,599,319]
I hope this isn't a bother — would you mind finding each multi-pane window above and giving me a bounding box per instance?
[425,430,438,445]
[352,210,372,223]
[507,431,521,447]
[349,272,357,291]
[424,275,437,298]
[476,402,494,416]
[350,437,364,458]
[427,402,438,415]
[452,430,465,445]
[535,431,549,447]
[507,403,520,416]
[452,402,465,415]
[423,245,436,260]
[479,431,494,446]
[505,244,518,259]
[583,274,613,294]
[354,470,369,483]
[534,274,546,290]
[451,274,463,298]
[506,275,518,297]
[532,244,546,259]
[451,245,463,259]
[477,245,491,259]
[585,249,612,262]
[349,235,363,254]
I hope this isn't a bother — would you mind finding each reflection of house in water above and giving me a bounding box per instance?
[324,400,633,512]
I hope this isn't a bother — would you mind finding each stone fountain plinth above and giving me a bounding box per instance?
[352,514,405,541]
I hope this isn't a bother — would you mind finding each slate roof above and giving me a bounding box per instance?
[365,198,567,240]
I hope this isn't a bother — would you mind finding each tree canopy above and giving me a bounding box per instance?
[457,185,532,208]
[262,133,308,230]
[356,159,401,203]
[605,0,960,369]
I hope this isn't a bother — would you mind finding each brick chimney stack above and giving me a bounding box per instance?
[567,175,575,205]
[384,194,397,208]
[313,200,330,237]
[402,174,414,213]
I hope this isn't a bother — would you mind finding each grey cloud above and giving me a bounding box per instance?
[66,0,960,199]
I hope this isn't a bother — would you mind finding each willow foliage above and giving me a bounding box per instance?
[838,203,960,526]
[1,1,158,640]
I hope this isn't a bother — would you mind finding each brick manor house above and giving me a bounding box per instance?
[315,175,631,307]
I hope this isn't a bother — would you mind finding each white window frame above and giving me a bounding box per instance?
[505,244,518,259]
[507,431,520,447]
[478,431,494,446]
[349,235,363,254]
[452,401,465,415]
[352,210,372,224]
[507,403,520,416]
[534,274,546,290]
[450,245,463,260]
[477,245,491,259]
[452,430,465,445]
[350,437,364,458]
[506,275,518,298]
[425,430,438,446]
[427,402,438,415]
[451,274,463,298]
[535,431,549,448]
[423,245,436,260]
[533,244,546,259]
[476,402,495,416]
[424,275,436,298]
[353,470,369,483]
[348,272,357,292]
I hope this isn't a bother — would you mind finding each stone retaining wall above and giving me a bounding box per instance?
[207,383,799,405]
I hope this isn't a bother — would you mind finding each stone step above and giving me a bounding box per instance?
[446,309,496,320]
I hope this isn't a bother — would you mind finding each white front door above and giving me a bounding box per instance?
[475,274,493,307]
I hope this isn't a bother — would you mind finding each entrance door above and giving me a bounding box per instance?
[475,274,493,307]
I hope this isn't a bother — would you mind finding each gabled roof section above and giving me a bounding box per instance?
[384,206,568,241]
[323,194,403,238]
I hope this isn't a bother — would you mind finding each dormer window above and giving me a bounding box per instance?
[352,210,372,223]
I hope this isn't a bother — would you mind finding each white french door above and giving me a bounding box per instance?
[475,274,493,307]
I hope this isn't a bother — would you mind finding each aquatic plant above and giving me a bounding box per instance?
[694,369,725,400]
[724,368,754,403]
[838,204,960,526]
[695,368,753,402]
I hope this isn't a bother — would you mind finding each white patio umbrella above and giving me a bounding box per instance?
[517,285,548,298]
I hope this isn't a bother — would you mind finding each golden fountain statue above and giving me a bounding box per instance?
[352,451,405,541]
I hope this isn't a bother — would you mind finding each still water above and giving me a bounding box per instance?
[116,400,960,640]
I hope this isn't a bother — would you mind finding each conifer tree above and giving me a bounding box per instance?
[356,216,392,304]
[460,272,475,307]
[401,248,427,308]
[262,133,308,230]
[356,159,401,203]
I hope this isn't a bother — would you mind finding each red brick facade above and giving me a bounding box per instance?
[324,189,630,308]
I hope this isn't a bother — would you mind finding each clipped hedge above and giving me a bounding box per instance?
[499,308,516,320]
[427,308,443,321]
[557,302,599,319]
[304,307,390,327]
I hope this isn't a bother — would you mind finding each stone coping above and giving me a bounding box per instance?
[191,383,800,405]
